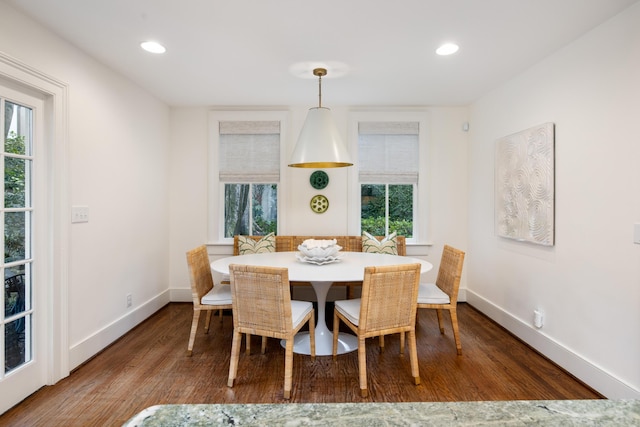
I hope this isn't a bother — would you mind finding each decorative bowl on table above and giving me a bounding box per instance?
[296,239,343,265]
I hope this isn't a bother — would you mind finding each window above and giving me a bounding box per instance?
[361,183,414,237]
[209,111,287,242]
[223,183,277,237]
[359,121,418,238]
[348,112,428,243]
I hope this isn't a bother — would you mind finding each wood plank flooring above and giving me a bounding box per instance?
[0,302,601,426]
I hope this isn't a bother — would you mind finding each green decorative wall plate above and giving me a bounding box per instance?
[310,195,329,213]
[310,170,329,189]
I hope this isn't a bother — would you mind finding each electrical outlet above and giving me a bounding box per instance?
[126,294,132,308]
[533,309,544,328]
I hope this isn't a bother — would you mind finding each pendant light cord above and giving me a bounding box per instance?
[313,68,327,108]
[317,72,322,108]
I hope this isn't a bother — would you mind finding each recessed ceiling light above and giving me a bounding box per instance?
[436,43,459,56]
[140,41,166,54]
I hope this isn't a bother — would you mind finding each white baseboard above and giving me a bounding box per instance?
[466,290,640,399]
[69,290,171,370]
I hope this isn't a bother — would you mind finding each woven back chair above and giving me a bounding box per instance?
[332,263,421,397]
[345,235,407,299]
[417,244,465,355]
[186,245,233,356]
[227,264,315,399]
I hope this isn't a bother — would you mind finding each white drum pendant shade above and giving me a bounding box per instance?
[289,107,353,168]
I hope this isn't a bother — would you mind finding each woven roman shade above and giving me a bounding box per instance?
[358,121,419,184]
[219,121,280,183]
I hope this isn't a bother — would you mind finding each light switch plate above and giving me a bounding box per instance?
[71,205,89,223]
[634,223,640,245]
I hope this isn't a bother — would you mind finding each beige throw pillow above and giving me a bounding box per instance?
[361,231,398,255]
[237,232,276,255]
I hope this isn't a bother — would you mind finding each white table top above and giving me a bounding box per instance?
[210,251,432,282]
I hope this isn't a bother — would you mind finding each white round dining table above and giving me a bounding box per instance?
[210,251,433,356]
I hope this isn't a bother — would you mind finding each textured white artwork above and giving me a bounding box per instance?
[495,123,554,246]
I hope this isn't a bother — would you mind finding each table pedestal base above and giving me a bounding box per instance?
[287,331,357,356]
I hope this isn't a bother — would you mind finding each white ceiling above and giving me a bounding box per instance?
[7,0,638,107]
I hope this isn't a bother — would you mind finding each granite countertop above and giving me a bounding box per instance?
[123,400,639,426]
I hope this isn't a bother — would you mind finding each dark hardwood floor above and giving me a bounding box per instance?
[0,302,601,426]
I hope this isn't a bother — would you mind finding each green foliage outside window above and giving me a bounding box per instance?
[4,130,29,372]
[361,217,413,237]
[225,183,277,237]
[4,131,28,262]
[361,184,413,237]
[252,184,277,235]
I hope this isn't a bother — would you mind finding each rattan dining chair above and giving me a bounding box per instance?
[417,245,465,355]
[227,264,315,399]
[333,263,421,398]
[186,245,233,356]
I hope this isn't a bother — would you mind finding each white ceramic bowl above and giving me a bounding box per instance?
[298,239,342,259]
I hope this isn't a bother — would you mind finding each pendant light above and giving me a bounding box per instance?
[288,68,353,168]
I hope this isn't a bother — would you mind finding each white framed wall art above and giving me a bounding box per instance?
[495,122,555,246]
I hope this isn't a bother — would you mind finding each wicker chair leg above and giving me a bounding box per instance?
[261,336,267,354]
[227,330,242,388]
[358,337,368,398]
[379,334,385,351]
[332,311,340,359]
[400,331,405,355]
[187,309,201,356]
[283,339,294,399]
[245,334,251,354]
[450,308,462,355]
[408,329,420,385]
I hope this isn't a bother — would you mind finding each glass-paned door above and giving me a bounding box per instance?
[1,86,46,414]
[3,100,33,374]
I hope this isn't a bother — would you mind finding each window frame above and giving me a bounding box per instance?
[208,110,289,244]
[347,110,429,244]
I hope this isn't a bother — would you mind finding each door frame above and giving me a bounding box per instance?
[0,52,69,386]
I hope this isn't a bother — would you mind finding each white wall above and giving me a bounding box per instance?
[467,2,640,398]
[168,105,470,299]
[0,3,172,370]
[168,107,210,298]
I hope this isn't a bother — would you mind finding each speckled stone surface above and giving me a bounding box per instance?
[123,400,640,426]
